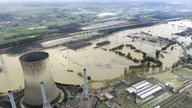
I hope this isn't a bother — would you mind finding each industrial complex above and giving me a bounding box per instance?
[0,2,192,107]
[126,80,162,99]
[19,52,64,107]
[1,52,99,108]
[1,51,192,108]
[1,29,192,108]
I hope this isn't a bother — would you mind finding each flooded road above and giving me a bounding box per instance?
[0,19,191,92]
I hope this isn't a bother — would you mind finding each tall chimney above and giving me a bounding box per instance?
[7,91,17,108]
[83,69,89,97]
[40,82,52,108]
[19,52,59,106]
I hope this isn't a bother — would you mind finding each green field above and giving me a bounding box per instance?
[141,92,172,108]
[115,85,126,94]
[159,95,192,108]
[0,4,98,45]
[147,71,184,92]
[98,103,107,108]
[0,1,191,46]
[186,103,192,108]
[174,68,192,79]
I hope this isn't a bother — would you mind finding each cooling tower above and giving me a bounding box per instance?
[19,52,59,106]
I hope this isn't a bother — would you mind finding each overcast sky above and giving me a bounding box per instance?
[0,0,190,3]
[0,0,87,3]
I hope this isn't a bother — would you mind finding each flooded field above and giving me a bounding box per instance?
[0,19,191,92]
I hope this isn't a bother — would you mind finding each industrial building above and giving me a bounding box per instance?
[18,52,64,107]
[95,89,114,101]
[78,69,98,108]
[126,80,162,99]
[2,52,100,108]
[69,69,99,108]
[69,96,81,108]
[103,91,113,100]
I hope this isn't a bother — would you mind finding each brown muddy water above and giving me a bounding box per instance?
[0,19,192,92]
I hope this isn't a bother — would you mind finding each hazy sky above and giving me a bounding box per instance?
[0,0,85,3]
[0,0,190,3]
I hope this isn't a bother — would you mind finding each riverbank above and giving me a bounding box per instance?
[0,21,161,52]
[0,18,191,92]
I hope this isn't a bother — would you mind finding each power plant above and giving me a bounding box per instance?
[79,69,98,108]
[69,69,98,108]
[19,52,64,107]
[1,52,99,108]
[79,69,92,108]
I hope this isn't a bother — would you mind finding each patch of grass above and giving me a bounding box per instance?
[179,97,188,104]
[127,99,137,108]
[43,19,75,26]
[0,26,57,45]
[188,92,192,98]
[142,92,172,108]
[171,105,178,108]
[115,85,125,94]
[186,103,192,108]
[88,80,106,93]
[159,95,177,107]
[147,71,184,92]
[174,68,192,79]
[105,75,123,85]
[98,103,107,108]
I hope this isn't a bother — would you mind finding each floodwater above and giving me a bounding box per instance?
[0,19,191,92]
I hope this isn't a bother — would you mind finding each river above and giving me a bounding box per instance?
[0,19,191,92]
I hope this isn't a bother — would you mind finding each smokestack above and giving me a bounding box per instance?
[19,52,59,106]
[40,82,52,108]
[7,91,17,108]
[83,69,89,97]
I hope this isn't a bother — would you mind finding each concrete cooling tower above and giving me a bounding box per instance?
[19,52,60,107]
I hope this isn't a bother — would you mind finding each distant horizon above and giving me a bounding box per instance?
[0,0,191,4]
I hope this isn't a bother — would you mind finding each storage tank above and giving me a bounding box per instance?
[19,52,59,106]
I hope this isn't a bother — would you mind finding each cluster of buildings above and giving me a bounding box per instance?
[126,80,162,99]
[94,80,128,108]
[4,51,191,108]
[93,79,164,107]
[94,89,114,108]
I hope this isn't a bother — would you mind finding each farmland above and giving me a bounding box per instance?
[0,1,192,47]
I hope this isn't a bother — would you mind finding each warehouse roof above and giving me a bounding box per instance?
[139,86,162,99]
